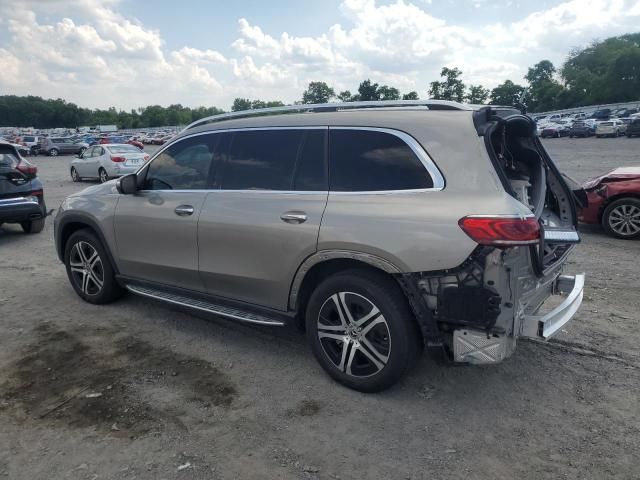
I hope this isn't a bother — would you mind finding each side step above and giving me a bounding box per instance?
[126,284,286,327]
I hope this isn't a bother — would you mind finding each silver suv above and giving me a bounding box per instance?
[54,101,584,392]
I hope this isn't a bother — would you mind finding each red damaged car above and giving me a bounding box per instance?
[575,167,640,239]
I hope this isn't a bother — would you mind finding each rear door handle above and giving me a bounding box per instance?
[280,211,307,224]
[175,205,194,216]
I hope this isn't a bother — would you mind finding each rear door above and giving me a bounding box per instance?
[74,146,95,176]
[198,127,328,310]
[114,134,219,291]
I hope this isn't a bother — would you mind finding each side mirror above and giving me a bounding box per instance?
[117,174,138,194]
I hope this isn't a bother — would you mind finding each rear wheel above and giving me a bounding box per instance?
[306,270,421,392]
[602,198,640,239]
[20,218,45,234]
[98,168,109,183]
[49,148,59,157]
[64,229,124,304]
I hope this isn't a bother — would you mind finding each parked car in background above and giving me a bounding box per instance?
[126,138,144,150]
[595,120,624,138]
[541,121,571,138]
[0,141,47,233]
[21,135,41,155]
[70,143,150,183]
[591,108,612,120]
[54,101,584,392]
[614,108,638,118]
[575,167,640,239]
[626,118,640,137]
[40,137,90,156]
[568,121,594,138]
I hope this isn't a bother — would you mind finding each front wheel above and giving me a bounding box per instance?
[70,167,80,182]
[49,148,59,157]
[602,198,640,239]
[64,229,124,304]
[306,270,421,392]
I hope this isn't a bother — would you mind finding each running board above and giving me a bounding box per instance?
[126,284,286,326]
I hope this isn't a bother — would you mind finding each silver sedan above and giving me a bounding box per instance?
[70,144,149,183]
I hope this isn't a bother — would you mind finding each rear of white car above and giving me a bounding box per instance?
[102,144,149,179]
[596,121,620,137]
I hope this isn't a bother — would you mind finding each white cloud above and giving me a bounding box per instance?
[0,0,639,110]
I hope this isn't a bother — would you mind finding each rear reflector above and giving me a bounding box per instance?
[459,216,540,247]
[111,156,126,163]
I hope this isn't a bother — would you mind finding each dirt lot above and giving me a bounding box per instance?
[1,138,639,480]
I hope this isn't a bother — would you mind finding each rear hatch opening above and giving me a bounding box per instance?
[477,109,580,274]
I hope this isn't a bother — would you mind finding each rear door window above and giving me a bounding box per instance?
[329,129,433,192]
[222,129,307,191]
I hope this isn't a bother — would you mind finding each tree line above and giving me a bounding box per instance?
[1,33,638,129]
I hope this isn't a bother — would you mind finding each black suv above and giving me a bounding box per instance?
[626,118,640,138]
[0,142,47,233]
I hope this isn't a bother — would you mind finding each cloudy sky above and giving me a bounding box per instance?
[0,0,638,110]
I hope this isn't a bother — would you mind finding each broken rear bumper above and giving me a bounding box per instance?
[521,274,585,339]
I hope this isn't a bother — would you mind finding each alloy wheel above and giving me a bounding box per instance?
[71,168,79,182]
[99,169,108,183]
[608,204,640,236]
[69,241,104,295]
[317,292,391,378]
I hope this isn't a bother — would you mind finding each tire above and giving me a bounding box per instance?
[64,229,124,304]
[98,168,109,183]
[602,198,640,239]
[627,134,632,138]
[49,148,59,157]
[305,269,422,392]
[20,218,45,234]
[70,167,80,182]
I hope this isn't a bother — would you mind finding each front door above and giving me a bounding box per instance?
[114,134,218,291]
[198,128,328,310]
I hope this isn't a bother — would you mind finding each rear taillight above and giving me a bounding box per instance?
[458,216,540,247]
[16,162,37,175]
[111,156,126,163]
[31,189,43,196]
[143,154,150,161]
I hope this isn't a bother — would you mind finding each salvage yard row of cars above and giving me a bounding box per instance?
[536,107,640,138]
[0,130,178,157]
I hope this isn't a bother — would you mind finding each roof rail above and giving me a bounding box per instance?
[183,99,472,130]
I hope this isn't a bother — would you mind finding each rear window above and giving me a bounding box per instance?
[23,136,35,142]
[0,147,19,169]
[108,145,139,154]
[601,122,613,126]
[329,129,433,192]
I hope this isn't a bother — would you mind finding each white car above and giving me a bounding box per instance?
[595,119,624,138]
[70,144,149,183]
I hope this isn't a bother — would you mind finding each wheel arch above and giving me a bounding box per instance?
[598,192,640,222]
[55,213,119,274]
[289,250,402,314]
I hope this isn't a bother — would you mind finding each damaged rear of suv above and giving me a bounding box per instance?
[55,100,583,392]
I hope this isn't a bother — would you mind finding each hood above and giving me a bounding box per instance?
[69,179,119,197]
[582,166,640,189]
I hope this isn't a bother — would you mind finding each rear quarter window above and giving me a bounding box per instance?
[329,129,433,192]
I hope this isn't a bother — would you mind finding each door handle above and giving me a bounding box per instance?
[280,211,307,224]
[175,205,194,216]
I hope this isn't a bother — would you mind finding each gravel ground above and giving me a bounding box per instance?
[1,137,639,480]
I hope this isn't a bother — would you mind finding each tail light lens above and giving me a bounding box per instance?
[16,161,38,176]
[143,154,150,162]
[111,156,126,163]
[458,216,540,247]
